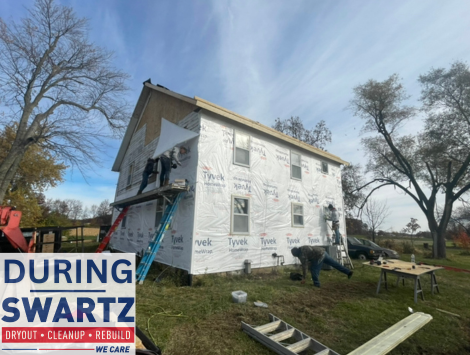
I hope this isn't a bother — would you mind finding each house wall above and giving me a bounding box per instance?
[110,110,200,272]
[136,90,197,146]
[191,112,345,275]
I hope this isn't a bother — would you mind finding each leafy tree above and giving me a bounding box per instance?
[341,163,366,217]
[95,199,112,225]
[0,0,129,203]
[0,125,65,226]
[362,199,390,242]
[345,217,364,235]
[449,203,470,235]
[350,62,470,258]
[272,116,332,149]
[402,217,421,247]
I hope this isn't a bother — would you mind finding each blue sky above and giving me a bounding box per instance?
[2,0,470,231]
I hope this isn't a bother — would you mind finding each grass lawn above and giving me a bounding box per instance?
[136,248,470,355]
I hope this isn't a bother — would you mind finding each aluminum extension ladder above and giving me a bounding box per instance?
[243,312,432,355]
[336,237,354,270]
[242,313,340,355]
[95,206,130,253]
[135,192,185,284]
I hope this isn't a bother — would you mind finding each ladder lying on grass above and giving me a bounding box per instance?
[135,192,185,284]
[242,312,432,355]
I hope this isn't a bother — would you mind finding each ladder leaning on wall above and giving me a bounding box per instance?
[135,192,185,284]
[326,221,354,270]
[336,237,354,270]
[95,186,186,284]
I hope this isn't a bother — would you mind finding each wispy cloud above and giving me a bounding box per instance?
[4,0,470,229]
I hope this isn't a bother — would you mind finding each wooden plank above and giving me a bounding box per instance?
[269,328,295,342]
[346,312,432,355]
[42,232,55,253]
[364,261,443,276]
[286,338,311,353]
[255,320,281,334]
[110,184,188,208]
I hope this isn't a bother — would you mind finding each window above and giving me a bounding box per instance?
[291,152,302,180]
[155,197,172,231]
[231,196,250,234]
[126,163,134,186]
[121,215,127,229]
[234,131,250,167]
[321,162,329,174]
[291,203,304,227]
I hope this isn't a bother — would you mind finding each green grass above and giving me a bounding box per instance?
[135,248,470,355]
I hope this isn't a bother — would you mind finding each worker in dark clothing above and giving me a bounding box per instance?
[137,158,157,195]
[325,204,341,244]
[291,245,353,287]
[159,146,187,187]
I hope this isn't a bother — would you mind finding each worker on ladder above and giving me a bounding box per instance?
[158,146,186,187]
[325,204,341,245]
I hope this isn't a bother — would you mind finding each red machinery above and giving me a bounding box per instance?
[0,206,31,252]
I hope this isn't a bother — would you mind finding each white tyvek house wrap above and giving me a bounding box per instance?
[152,118,199,159]
[191,114,345,275]
[111,112,345,275]
[110,121,199,272]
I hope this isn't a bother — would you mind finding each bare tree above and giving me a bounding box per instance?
[362,199,390,242]
[0,0,129,202]
[272,116,332,149]
[67,199,83,224]
[96,199,112,225]
[81,206,90,220]
[89,204,98,219]
[350,62,470,258]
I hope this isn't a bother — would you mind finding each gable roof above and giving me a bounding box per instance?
[112,83,348,171]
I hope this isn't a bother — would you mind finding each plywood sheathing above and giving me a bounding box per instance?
[137,90,197,146]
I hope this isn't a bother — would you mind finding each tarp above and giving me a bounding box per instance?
[152,118,199,159]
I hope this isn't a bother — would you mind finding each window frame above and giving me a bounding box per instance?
[291,202,304,227]
[121,215,127,229]
[233,131,251,167]
[290,151,302,181]
[231,195,250,235]
[126,163,134,187]
[155,197,171,230]
[321,161,329,174]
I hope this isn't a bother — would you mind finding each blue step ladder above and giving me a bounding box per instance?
[135,192,185,284]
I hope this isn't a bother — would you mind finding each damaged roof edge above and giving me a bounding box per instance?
[194,97,349,166]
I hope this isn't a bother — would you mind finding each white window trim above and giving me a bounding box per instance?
[233,130,251,167]
[290,151,302,181]
[126,163,134,186]
[291,202,304,228]
[321,161,329,174]
[231,195,250,235]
